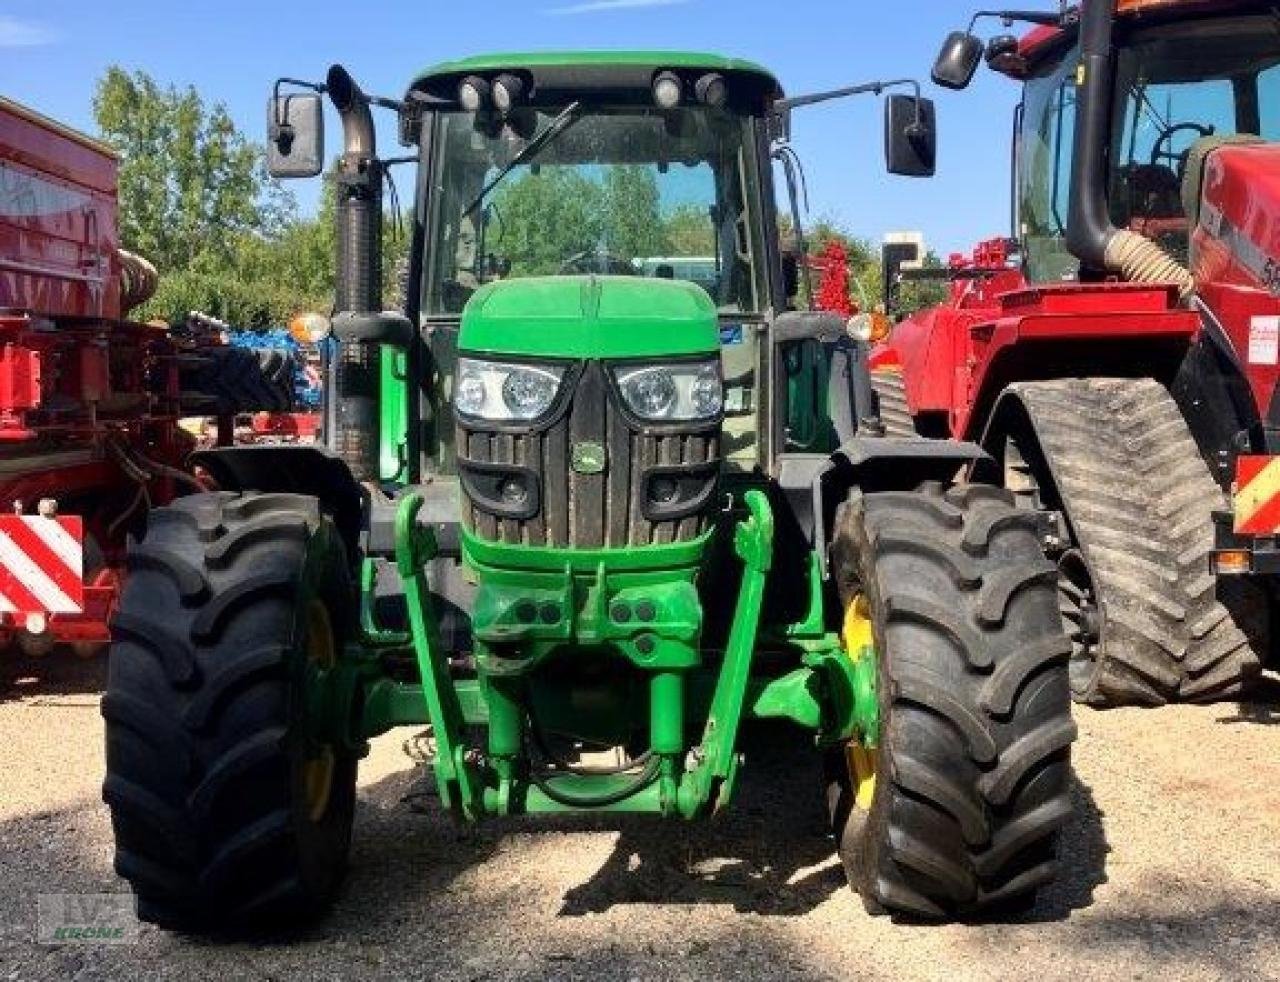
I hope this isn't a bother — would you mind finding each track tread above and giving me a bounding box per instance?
[870,370,918,438]
[1010,378,1264,705]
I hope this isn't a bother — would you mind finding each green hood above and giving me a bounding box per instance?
[459,276,719,360]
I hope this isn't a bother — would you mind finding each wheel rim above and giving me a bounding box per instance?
[301,599,336,822]
[1058,549,1103,697]
[841,595,878,811]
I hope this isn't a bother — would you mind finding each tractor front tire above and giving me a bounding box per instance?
[828,484,1076,919]
[103,492,357,932]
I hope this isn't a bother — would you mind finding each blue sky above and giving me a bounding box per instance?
[1,0,1026,255]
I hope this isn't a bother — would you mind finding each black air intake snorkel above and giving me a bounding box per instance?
[1065,0,1194,301]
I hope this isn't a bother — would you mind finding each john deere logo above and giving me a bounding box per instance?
[571,441,606,474]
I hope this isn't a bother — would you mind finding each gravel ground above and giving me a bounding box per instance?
[1,656,1278,982]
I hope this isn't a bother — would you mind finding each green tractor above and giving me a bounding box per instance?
[102,52,1077,929]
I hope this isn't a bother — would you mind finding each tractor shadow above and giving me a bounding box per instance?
[0,650,106,704]
[1216,673,1280,726]
[361,722,1109,923]
[555,723,844,917]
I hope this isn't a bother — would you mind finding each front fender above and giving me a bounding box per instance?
[190,446,365,558]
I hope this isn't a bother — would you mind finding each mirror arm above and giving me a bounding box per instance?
[968,9,1064,31]
[272,77,327,129]
[775,77,921,116]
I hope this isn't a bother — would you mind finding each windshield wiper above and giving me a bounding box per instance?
[462,101,584,220]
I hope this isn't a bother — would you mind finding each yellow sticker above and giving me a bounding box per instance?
[1076,64,1087,86]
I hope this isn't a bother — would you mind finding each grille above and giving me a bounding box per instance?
[458,362,721,548]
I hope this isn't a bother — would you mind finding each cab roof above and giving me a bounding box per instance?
[1006,0,1268,76]
[408,50,783,105]
[414,50,776,85]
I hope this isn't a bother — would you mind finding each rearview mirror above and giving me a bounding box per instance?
[267,92,324,179]
[884,95,936,178]
[932,31,985,90]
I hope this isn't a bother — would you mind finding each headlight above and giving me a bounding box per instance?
[614,360,723,422]
[455,358,565,422]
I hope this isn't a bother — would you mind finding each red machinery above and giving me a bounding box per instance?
[0,96,203,656]
[879,0,1280,707]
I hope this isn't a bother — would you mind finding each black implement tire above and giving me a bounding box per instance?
[828,483,1076,919]
[181,347,295,415]
[103,492,357,932]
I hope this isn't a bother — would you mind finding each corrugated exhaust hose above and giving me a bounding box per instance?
[1104,229,1195,305]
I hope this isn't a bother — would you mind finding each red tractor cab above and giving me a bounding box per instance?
[880,0,1280,706]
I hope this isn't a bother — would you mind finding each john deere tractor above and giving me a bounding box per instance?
[102,52,1077,929]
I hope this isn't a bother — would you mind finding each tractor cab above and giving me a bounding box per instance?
[1008,4,1280,281]
[407,54,784,480]
[932,0,1280,285]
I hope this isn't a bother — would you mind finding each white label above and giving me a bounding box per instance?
[1249,316,1280,366]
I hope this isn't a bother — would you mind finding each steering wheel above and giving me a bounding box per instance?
[1150,121,1216,183]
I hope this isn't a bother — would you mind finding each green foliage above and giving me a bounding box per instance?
[94,67,292,274]
[493,170,606,275]
[491,166,719,275]
[94,66,412,327]
[602,165,666,259]
[664,205,716,255]
[778,211,949,315]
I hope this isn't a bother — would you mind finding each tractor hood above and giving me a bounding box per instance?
[458,275,720,360]
[1191,141,1280,298]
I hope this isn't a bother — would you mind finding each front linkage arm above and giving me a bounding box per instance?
[394,487,774,820]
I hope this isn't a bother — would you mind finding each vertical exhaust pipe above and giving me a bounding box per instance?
[327,64,382,481]
[1065,0,1193,300]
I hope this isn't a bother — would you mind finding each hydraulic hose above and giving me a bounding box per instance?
[529,754,662,809]
[118,249,158,314]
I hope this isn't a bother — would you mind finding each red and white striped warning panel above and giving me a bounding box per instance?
[0,516,83,615]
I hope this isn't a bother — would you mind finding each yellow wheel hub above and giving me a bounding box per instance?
[301,599,336,823]
[842,595,878,811]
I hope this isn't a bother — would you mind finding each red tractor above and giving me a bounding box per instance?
[0,97,273,658]
[877,0,1280,706]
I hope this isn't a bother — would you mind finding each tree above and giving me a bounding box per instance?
[663,205,715,255]
[602,165,666,259]
[94,67,291,274]
[492,170,606,275]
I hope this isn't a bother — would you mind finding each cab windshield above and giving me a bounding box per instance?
[422,104,766,315]
[1018,15,1280,282]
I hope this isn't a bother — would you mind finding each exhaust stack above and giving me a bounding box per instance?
[327,64,382,481]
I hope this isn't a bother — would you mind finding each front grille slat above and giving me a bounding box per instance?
[519,433,544,546]
[568,364,607,548]
[679,436,705,541]
[543,413,569,546]
[606,397,632,548]
[629,434,657,546]
[495,432,519,542]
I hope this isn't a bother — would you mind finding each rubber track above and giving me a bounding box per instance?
[831,483,1075,919]
[103,492,354,931]
[871,370,918,438]
[1012,378,1263,705]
